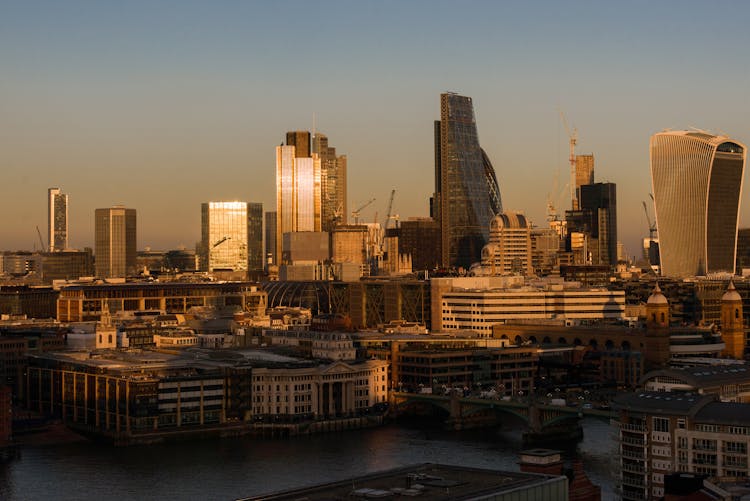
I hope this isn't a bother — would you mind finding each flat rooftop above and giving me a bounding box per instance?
[237,463,564,501]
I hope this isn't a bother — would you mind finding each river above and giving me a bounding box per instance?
[0,418,618,500]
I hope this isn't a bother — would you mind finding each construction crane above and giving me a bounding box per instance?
[36,226,46,252]
[559,110,578,210]
[351,198,375,225]
[212,236,231,248]
[642,199,657,239]
[383,189,396,230]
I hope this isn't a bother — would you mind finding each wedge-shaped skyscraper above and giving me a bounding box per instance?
[434,93,502,269]
[650,130,746,277]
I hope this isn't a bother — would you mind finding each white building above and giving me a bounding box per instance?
[432,277,625,336]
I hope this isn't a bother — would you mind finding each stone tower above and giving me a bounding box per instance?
[721,281,745,359]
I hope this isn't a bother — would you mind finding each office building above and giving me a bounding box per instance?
[481,212,533,276]
[200,202,261,273]
[398,217,441,272]
[434,93,502,269]
[573,154,595,210]
[580,182,617,266]
[313,133,347,232]
[94,206,136,279]
[431,276,625,336]
[650,131,746,277]
[276,131,322,260]
[247,202,263,273]
[47,188,68,252]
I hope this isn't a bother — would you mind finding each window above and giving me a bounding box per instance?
[653,417,670,433]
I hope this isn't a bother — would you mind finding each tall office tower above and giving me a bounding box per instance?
[313,133,347,231]
[94,206,136,278]
[434,93,502,269]
[481,212,533,276]
[276,131,322,261]
[265,211,277,266]
[247,202,263,273]
[650,131,746,277]
[47,188,68,251]
[573,154,595,210]
[200,202,260,273]
[580,182,617,266]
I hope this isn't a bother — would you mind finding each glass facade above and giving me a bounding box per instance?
[435,93,502,269]
[651,131,746,277]
[201,202,260,272]
[48,188,68,252]
[313,133,347,232]
[94,207,136,278]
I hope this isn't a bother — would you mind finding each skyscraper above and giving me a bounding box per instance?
[650,131,746,277]
[573,154,595,210]
[434,93,502,269]
[200,201,261,273]
[276,131,322,260]
[580,182,617,266]
[47,188,68,252]
[265,211,277,267]
[313,132,347,231]
[95,206,136,278]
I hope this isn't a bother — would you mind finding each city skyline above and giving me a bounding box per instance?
[3,2,750,258]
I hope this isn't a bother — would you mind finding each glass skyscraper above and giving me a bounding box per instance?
[650,131,746,277]
[200,201,261,273]
[434,93,502,269]
[48,187,68,252]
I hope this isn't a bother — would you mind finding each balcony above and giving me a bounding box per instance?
[622,436,645,446]
[622,449,646,460]
[622,462,645,474]
[621,423,647,433]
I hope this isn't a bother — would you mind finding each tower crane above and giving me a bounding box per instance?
[642,200,657,239]
[36,226,46,251]
[384,189,396,230]
[351,198,375,225]
[559,110,578,210]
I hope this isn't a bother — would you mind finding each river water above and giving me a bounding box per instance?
[0,418,618,500]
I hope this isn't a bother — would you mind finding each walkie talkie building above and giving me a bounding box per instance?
[650,131,746,277]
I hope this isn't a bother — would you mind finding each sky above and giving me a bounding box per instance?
[2,0,750,258]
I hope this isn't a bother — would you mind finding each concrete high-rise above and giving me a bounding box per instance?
[94,206,136,278]
[434,93,502,269]
[200,202,261,273]
[276,131,322,260]
[47,188,68,252]
[650,131,746,277]
[481,212,533,276]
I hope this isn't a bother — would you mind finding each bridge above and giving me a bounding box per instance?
[390,392,615,442]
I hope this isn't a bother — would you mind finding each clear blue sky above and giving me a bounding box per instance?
[2,0,749,257]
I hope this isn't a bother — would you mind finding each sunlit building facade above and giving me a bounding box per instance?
[481,212,533,276]
[574,154,595,210]
[94,206,136,279]
[276,131,323,260]
[200,201,260,272]
[47,187,68,252]
[650,131,746,277]
[434,93,502,269]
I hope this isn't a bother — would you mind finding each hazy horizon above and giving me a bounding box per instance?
[3,1,750,259]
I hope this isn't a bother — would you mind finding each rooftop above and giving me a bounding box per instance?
[237,463,564,501]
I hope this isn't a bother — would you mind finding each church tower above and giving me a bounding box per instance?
[646,283,669,330]
[721,281,745,359]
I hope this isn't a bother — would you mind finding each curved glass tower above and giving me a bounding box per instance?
[434,93,502,269]
[650,131,746,277]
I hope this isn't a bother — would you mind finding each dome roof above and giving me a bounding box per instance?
[722,280,742,302]
[647,283,668,305]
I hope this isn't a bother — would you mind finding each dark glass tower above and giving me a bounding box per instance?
[434,93,502,269]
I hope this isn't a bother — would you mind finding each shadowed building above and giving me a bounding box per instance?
[433,93,501,269]
[94,206,136,279]
[650,131,746,277]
